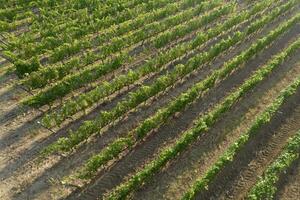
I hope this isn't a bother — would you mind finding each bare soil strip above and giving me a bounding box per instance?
[0,1,299,200]
[193,85,300,200]
[274,157,300,200]
[63,13,300,200]
[132,45,300,200]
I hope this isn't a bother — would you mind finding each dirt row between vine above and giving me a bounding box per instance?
[64,13,300,200]
[0,0,237,177]
[133,47,300,200]
[195,89,300,200]
[43,11,227,129]
[37,0,229,67]
[0,3,248,199]
[31,3,235,113]
[275,156,300,200]
[0,8,251,200]
[45,0,287,134]
[0,3,241,186]
[0,1,298,200]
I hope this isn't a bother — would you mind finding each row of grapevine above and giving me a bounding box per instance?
[0,16,31,32]
[0,6,32,22]
[3,1,85,36]
[44,0,222,64]
[39,0,290,129]
[0,0,37,9]
[2,4,87,54]
[22,1,232,105]
[24,0,223,79]
[36,0,175,40]
[182,53,300,200]
[107,36,300,200]
[247,129,300,200]
[25,0,282,111]
[1,0,299,199]
[41,3,298,158]
[18,0,147,37]
[14,0,223,77]
[75,7,299,180]
[22,0,199,60]
[10,0,183,61]
[4,0,152,62]
[17,0,206,88]
[21,0,226,89]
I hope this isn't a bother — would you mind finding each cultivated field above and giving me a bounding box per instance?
[0,0,300,199]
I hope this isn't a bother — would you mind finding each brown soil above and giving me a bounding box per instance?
[133,48,300,200]
[274,156,300,200]
[63,8,300,200]
[0,1,299,200]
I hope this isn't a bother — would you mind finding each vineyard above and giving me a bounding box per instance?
[0,0,300,199]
